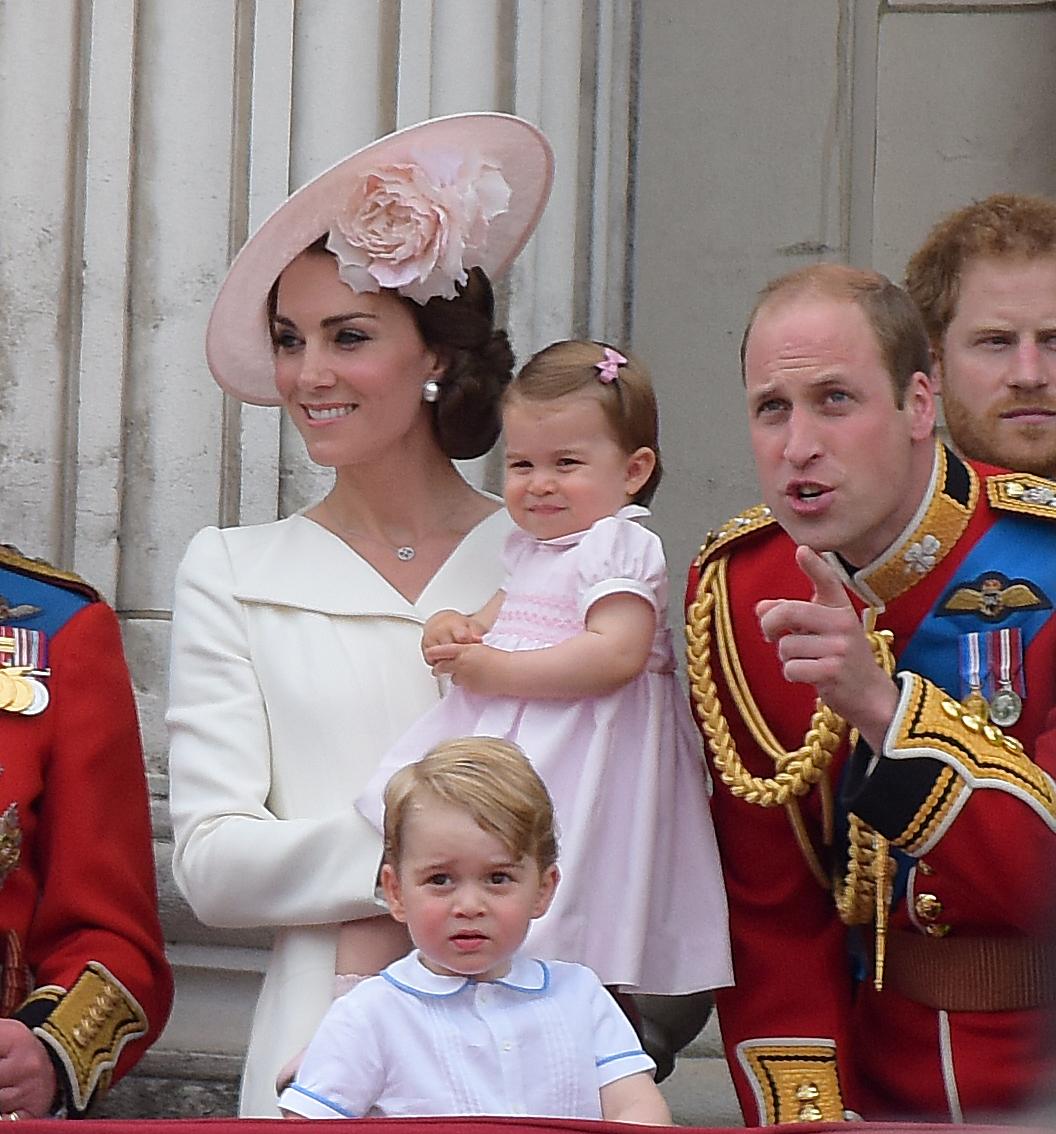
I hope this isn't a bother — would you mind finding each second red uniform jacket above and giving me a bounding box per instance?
[0,546,173,1115]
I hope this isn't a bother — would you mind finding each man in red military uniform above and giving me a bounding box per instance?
[685,263,1056,1124]
[0,545,173,1117]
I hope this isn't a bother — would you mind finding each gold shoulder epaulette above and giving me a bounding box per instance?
[693,504,776,569]
[986,473,1056,520]
[0,545,99,602]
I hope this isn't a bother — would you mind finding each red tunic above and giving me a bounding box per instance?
[0,548,172,1114]
[685,447,1056,1124]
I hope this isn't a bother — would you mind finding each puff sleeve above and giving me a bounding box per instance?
[576,513,668,622]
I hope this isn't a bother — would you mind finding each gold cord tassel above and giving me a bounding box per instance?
[687,556,902,974]
[685,560,847,888]
[872,829,893,990]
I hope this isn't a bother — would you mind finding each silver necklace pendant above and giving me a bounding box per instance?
[396,546,416,562]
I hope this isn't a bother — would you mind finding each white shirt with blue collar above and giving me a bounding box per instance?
[279,949,655,1119]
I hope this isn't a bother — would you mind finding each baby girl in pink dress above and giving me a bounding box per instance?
[356,340,731,998]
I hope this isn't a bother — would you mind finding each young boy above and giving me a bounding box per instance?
[279,737,671,1123]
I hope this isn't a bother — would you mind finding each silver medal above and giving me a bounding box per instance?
[20,676,49,716]
[988,686,1022,727]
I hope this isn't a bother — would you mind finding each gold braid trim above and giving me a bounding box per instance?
[987,471,1056,520]
[686,558,846,889]
[687,556,898,926]
[895,677,1056,829]
[896,763,962,853]
[835,818,886,926]
[0,544,100,601]
[28,963,147,1114]
[833,615,897,990]
[834,814,896,992]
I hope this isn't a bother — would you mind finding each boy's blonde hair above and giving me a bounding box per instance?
[383,737,559,871]
[503,339,662,505]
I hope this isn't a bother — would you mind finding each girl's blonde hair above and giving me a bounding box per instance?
[503,340,663,505]
[383,737,559,871]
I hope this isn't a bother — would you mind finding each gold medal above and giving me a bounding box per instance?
[959,633,989,722]
[6,678,34,714]
[0,634,51,715]
[961,689,990,722]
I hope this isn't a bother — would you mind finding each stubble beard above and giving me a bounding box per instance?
[941,392,1056,479]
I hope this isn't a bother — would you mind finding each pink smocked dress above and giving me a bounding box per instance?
[357,506,732,994]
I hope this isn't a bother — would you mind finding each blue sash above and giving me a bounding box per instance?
[897,514,1055,692]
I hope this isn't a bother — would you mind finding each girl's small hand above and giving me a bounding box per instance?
[421,610,486,658]
[427,642,509,694]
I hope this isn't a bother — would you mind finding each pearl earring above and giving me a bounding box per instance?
[422,379,441,403]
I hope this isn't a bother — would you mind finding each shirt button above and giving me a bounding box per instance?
[502,1042,512,1052]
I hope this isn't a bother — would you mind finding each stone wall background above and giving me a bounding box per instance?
[1,0,1053,1119]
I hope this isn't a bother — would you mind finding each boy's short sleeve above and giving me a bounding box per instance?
[585,969,657,1088]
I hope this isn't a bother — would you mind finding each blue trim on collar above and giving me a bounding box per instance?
[380,951,549,999]
[495,955,550,993]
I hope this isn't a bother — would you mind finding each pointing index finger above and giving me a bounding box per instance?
[795,545,852,609]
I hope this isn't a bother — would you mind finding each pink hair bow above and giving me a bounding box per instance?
[595,347,627,383]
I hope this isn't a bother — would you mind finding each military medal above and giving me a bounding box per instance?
[989,687,1022,727]
[21,676,49,716]
[0,668,44,714]
[958,632,989,720]
[962,689,989,720]
[0,627,50,715]
[5,677,33,714]
[987,626,1024,727]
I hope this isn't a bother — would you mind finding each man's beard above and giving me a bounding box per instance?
[942,391,1056,478]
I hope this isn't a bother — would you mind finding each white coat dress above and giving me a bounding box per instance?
[166,509,512,1116]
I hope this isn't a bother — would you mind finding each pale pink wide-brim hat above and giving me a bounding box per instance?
[206,112,555,405]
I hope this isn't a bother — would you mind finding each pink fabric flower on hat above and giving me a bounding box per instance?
[326,148,511,304]
[595,347,627,383]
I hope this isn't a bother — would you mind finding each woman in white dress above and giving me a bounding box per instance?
[166,114,553,1116]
